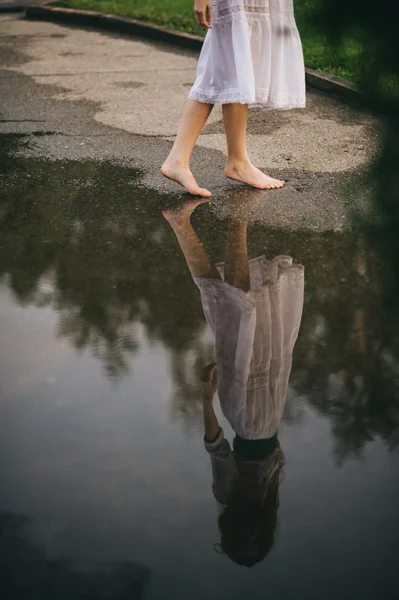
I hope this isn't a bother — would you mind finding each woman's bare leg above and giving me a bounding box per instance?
[161,99,213,197]
[224,219,250,292]
[162,199,221,279]
[222,103,284,190]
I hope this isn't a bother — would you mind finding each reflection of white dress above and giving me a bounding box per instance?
[189,0,306,108]
[194,256,304,440]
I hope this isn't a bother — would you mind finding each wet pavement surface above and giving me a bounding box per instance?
[0,14,380,231]
[1,11,399,600]
[1,146,399,599]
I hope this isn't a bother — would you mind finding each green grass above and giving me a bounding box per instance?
[61,0,363,83]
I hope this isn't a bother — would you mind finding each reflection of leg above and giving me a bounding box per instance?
[222,103,284,190]
[224,219,250,292]
[161,99,213,197]
[163,200,221,280]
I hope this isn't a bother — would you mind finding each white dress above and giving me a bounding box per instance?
[194,256,304,440]
[189,0,306,108]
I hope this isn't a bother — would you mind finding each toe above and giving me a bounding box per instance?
[198,188,212,197]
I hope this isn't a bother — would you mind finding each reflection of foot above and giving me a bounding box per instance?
[225,161,284,190]
[161,159,212,197]
[162,198,210,226]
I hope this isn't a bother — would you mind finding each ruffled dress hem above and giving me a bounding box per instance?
[188,87,306,109]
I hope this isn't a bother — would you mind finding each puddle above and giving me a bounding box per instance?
[1,148,398,599]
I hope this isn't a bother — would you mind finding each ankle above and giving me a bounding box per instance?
[164,154,190,169]
[226,156,250,169]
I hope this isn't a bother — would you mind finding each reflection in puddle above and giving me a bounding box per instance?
[1,152,399,598]
[164,201,304,567]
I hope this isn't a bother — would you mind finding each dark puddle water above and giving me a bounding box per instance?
[0,151,398,600]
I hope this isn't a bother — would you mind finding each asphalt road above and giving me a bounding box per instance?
[0,13,380,230]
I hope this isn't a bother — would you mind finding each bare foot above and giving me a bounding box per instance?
[161,159,212,197]
[162,198,210,227]
[225,160,284,190]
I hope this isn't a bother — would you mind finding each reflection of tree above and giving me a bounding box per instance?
[0,512,149,600]
[1,154,399,462]
[0,157,205,377]
[287,232,399,463]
